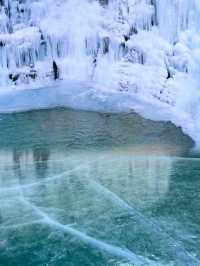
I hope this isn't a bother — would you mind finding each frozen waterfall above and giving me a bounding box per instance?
[1,0,199,87]
[0,0,200,144]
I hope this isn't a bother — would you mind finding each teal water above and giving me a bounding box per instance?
[0,108,199,266]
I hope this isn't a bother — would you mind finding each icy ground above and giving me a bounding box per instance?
[0,0,200,144]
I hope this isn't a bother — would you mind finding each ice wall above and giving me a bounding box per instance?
[0,1,199,90]
[0,0,167,87]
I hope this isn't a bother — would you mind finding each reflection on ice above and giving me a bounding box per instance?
[0,146,173,206]
[0,164,89,194]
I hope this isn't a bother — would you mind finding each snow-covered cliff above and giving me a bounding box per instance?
[0,0,200,143]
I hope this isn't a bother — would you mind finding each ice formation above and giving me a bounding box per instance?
[0,0,200,143]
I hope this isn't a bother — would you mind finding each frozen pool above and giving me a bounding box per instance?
[0,108,199,266]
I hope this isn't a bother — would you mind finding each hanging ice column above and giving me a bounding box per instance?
[0,0,109,85]
[38,0,104,81]
[0,0,200,92]
[0,0,157,87]
[0,0,159,87]
[0,0,42,85]
[155,0,200,43]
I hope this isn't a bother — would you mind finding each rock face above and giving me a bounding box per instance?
[0,0,199,103]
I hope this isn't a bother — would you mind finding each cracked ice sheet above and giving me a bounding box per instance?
[0,142,198,265]
[0,196,160,266]
[0,161,197,265]
[19,197,165,266]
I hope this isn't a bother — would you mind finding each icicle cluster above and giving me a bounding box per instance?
[0,0,200,102]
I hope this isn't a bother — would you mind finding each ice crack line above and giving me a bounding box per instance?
[0,219,44,231]
[87,179,200,265]
[20,197,163,266]
[0,160,97,194]
[0,155,133,194]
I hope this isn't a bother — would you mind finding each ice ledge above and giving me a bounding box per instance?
[0,81,198,148]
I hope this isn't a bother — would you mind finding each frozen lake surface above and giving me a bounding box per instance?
[0,108,199,266]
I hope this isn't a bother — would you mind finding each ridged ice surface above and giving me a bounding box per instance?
[0,108,200,266]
